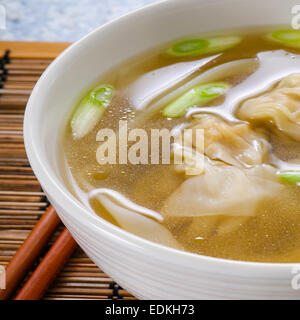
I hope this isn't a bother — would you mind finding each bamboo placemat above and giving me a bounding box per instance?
[0,41,135,300]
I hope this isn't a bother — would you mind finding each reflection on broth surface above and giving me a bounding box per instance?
[62,27,300,263]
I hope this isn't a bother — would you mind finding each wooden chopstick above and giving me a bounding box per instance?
[0,205,61,300]
[14,228,77,300]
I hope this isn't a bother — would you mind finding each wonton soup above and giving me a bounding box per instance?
[62,27,300,263]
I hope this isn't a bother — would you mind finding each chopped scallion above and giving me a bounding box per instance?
[71,84,114,139]
[162,82,230,118]
[166,36,242,57]
[278,171,300,185]
[266,30,300,49]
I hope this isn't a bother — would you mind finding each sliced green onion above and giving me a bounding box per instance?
[266,30,300,49]
[71,84,114,139]
[278,171,300,185]
[162,82,230,118]
[166,36,242,57]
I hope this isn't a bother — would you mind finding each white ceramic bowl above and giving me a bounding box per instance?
[24,0,300,299]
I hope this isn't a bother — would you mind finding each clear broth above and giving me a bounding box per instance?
[62,27,300,263]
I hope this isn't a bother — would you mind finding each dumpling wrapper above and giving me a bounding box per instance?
[238,73,300,141]
[91,189,182,250]
[189,114,269,167]
[162,162,283,218]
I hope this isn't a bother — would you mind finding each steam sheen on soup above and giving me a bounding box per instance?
[62,27,300,263]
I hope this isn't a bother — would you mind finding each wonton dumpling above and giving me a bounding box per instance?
[162,161,283,218]
[238,73,300,141]
[190,114,269,167]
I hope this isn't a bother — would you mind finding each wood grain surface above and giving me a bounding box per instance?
[0,41,135,300]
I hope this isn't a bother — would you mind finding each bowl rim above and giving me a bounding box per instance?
[23,0,300,273]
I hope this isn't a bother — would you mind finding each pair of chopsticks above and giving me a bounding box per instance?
[0,205,77,300]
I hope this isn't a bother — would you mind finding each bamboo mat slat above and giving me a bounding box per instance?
[0,42,136,300]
